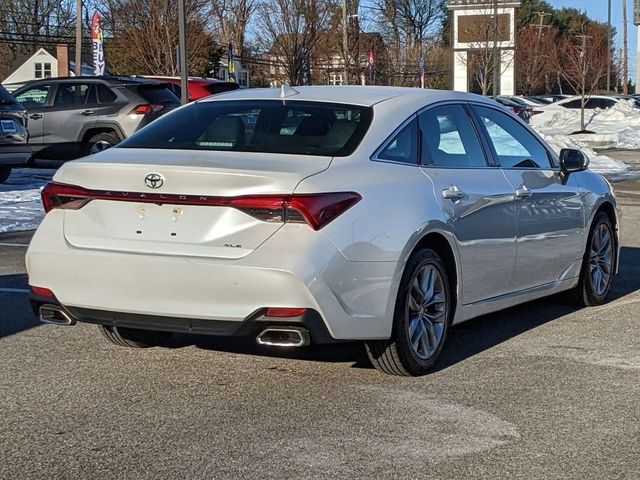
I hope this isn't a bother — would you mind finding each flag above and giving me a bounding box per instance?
[419,53,425,89]
[227,43,236,82]
[368,50,375,84]
[91,12,105,76]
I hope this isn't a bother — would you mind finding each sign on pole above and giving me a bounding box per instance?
[92,12,105,76]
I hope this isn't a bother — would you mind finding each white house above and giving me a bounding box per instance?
[2,45,94,92]
[216,58,250,88]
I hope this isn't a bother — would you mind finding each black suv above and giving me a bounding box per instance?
[0,85,29,183]
[12,76,180,162]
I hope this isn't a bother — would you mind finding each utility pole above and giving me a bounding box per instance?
[533,11,551,37]
[75,0,82,77]
[623,0,629,94]
[607,0,612,91]
[492,0,499,98]
[177,0,189,104]
[342,0,349,85]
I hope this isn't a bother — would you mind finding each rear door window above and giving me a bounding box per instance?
[53,83,95,107]
[118,100,373,157]
[419,105,487,168]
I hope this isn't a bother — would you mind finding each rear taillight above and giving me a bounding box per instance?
[40,182,361,231]
[30,286,54,297]
[130,104,164,115]
[229,193,362,230]
[41,182,92,213]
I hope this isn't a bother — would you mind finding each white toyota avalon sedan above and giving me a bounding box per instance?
[27,86,620,376]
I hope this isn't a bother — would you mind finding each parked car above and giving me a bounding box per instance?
[530,94,634,126]
[11,76,180,161]
[0,85,29,183]
[143,76,240,101]
[535,94,572,103]
[495,96,532,122]
[28,87,620,376]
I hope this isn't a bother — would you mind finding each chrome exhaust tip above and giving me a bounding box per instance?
[39,305,76,326]
[256,327,310,347]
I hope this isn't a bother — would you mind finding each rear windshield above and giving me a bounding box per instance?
[204,83,240,95]
[118,100,373,157]
[130,85,180,105]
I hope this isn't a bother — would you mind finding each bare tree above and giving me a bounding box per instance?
[210,0,256,60]
[553,23,609,132]
[257,0,334,86]
[103,0,212,76]
[516,25,558,95]
[373,0,445,86]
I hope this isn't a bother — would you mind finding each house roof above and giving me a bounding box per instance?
[5,47,94,79]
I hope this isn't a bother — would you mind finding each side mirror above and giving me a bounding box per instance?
[559,148,589,175]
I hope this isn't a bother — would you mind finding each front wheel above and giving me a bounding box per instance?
[566,212,615,306]
[0,166,11,184]
[99,325,172,348]
[366,248,452,376]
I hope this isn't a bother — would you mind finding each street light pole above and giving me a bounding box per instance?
[75,0,82,77]
[342,0,349,85]
[177,0,189,104]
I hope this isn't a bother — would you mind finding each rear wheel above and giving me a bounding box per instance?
[99,325,172,348]
[567,212,615,306]
[366,248,452,376]
[84,131,120,156]
[0,166,11,183]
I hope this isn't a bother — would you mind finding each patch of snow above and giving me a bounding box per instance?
[0,169,54,233]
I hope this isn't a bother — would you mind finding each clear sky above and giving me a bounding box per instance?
[550,0,637,82]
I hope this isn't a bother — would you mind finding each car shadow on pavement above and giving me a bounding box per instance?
[176,247,640,372]
[0,274,41,339]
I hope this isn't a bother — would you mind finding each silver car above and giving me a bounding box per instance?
[27,87,620,376]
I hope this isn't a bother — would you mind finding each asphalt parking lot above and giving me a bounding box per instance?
[1,179,639,480]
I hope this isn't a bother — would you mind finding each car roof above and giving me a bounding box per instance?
[196,86,498,108]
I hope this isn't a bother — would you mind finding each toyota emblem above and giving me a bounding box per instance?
[144,173,164,189]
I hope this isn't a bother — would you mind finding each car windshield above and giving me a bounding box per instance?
[118,100,373,157]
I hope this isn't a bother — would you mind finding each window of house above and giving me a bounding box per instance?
[329,73,343,86]
[34,62,52,79]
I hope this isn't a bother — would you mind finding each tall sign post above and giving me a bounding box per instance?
[448,0,521,96]
[75,0,82,76]
[177,0,189,104]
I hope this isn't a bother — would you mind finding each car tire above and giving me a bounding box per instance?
[84,131,120,156]
[99,325,172,348]
[0,166,11,183]
[566,212,615,307]
[365,248,452,376]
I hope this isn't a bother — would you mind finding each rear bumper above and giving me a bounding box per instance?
[30,296,337,343]
[27,211,397,341]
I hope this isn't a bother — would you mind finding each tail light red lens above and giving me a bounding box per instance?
[130,104,164,115]
[41,182,92,213]
[40,182,361,230]
[265,308,308,317]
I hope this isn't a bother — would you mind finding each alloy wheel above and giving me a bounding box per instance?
[406,263,447,361]
[90,140,113,155]
[589,223,613,296]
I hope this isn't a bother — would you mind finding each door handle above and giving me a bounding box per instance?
[515,185,533,199]
[81,110,96,116]
[29,114,43,120]
[442,185,465,201]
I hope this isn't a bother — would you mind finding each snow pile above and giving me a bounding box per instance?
[533,99,640,150]
[0,169,53,233]
[538,133,630,177]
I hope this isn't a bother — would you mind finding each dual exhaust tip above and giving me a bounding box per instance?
[256,327,310,348]
[39,305,76,326]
